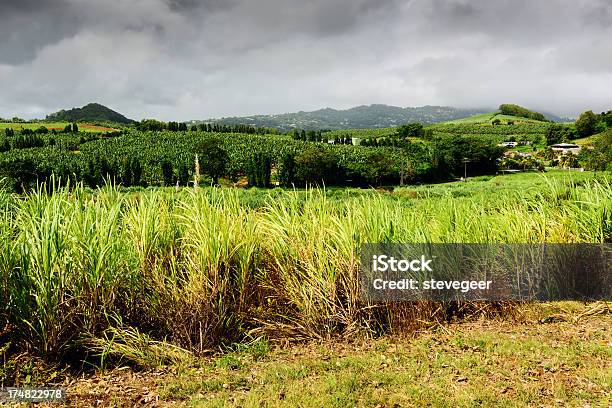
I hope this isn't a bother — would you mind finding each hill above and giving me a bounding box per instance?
[46,103,134,124]
[191,104,489,131]
[443,112,548,125]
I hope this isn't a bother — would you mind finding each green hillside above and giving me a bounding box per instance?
[443,112,546,125]
[46,103,134,124]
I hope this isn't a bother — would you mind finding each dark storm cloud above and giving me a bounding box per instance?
[0,0,82,65]
[0,0,611,120]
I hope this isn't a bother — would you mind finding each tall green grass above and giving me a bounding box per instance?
[0,174,609,367]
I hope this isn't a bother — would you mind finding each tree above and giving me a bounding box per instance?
[196,138,228,185]
[294,147,341,186]
[575,110,597,138]
[161,160,174,186]
[131,159,143,186]
[345,150,397,186]
[431,135,504,179]
[0,158,39,193]
[279,152,296,187]
[177,162,190,186]
[246,153,271,188]
[120,157,133,186]
[545,124,565,145]
[137,119,166,131]
[72,123,79,133]
[582,131,611,171]
[397,123,424,138]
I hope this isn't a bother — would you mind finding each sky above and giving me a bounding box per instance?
[0,0,611,121]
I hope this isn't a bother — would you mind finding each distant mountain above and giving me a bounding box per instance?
[191,104,490,130]
[46,103,134,124]
[542,112,573,123]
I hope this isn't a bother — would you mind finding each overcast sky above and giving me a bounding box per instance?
[1,0,611,121]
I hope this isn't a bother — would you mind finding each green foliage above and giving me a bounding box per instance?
[197,137,228,185]
[499,104,547,121]
[0,174,608,365]
[139,120,275,135]
[429,122,550,139]
[246,153,272,188]
[344,150,398,185]
[10,132,45,149]
[431,135,505,178]
[278,152,297,187]
[294,146,341,186]
[396,122,424,138]
[499,155,543,171]
[0,112,581,192]
[0,127,506,191]
[161,160,175,186]
[46,103,134,124]
[137,119,167,131]
[545,124,576,145]
[582,131,612,171]
[575,110,598,138]
[0,157,39,193]
[556,153,580,169]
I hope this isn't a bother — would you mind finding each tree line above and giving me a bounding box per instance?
[136,119,278,135]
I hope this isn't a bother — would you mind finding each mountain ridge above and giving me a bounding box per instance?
[190,104,495,130]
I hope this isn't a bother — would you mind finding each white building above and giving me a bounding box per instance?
[551,143,581,155]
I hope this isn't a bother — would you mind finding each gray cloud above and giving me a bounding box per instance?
[0,0,82,65]
[0,0,611,120]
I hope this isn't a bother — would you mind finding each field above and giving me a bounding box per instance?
[0,121,118,133]
[443,113,544,125]
[573,134,601,147]
[1,171,610,384]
